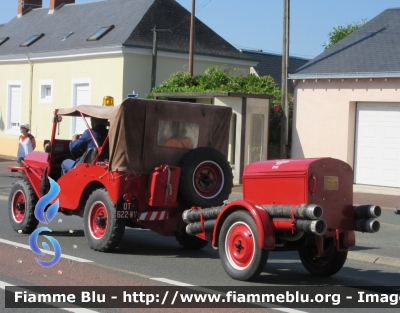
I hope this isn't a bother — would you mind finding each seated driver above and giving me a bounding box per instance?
[61,117,108,175]
[164,122,193,149]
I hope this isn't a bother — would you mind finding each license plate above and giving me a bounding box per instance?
[117,203,137,219]
[117,210,135,219]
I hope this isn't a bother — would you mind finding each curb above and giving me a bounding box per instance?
[348,251,400,269]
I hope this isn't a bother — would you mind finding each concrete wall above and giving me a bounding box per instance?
[214,96,269,185]
[214,97,242,185]
[292,78,400,168]
[245,98,269,166]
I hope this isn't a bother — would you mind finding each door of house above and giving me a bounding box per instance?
[72,83,90,135]
[354,102,400,187]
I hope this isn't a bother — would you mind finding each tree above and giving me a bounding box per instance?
[323,19,367,50]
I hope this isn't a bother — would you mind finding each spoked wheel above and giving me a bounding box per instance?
[179,147,233,207]
[176,227,208,250]
[9,179,39,234]
[83,189,125,252]
[298,237,347,276]
[219,211,268,281]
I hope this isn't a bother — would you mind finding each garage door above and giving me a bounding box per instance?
[354,102,400,187]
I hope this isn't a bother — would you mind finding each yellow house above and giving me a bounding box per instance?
[0,0,256,156]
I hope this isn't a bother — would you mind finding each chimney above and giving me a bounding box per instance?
[18,0,43,17]
[49,0,75,13]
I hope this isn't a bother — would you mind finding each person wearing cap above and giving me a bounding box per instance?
[17,123,36,163]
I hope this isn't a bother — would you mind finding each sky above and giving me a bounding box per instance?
[0,0,399,59]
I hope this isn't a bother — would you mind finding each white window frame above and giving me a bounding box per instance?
[38,79,53,104]
[6,80,23,135]
[71,78,91,136]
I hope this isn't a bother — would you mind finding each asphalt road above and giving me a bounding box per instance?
[1,166,400,313]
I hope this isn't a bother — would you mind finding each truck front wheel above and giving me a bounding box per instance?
[298,237,347,276]
[9,179,39,234]
[219,211,268,281]
[83,189,125,252]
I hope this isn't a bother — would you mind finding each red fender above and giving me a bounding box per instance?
[212,199,275,250]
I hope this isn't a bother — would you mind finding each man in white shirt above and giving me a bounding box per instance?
[17,123,36,163]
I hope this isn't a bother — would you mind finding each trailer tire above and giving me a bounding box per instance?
[298,237,347,276]
[179,147,233,207]
[9,179,39,234]
[219,210,268,281]
[176,227,208,250]
[83,189,125,252]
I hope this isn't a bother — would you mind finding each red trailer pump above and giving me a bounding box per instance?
[183,158,381,281]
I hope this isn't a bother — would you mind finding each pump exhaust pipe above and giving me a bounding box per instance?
[262,204,323,220]
[272,219,327,236]
[354,218,380,233]
[354,205,381,219]
[186,219,216,236]
[296,219,327,236]
[183,207,222,224]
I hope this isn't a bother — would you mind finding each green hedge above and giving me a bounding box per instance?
[148,67,292,146]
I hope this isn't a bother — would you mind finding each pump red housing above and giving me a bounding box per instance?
[243,158,354,235]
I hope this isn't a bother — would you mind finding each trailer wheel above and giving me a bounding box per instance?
[176,227,208,250]
[219,211,268,281]
[9,179,39,234]
[179,147,233,207]
[298,237,347,276]
[83,189,125,252]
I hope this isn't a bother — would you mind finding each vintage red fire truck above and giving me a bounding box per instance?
[8,98,380,281]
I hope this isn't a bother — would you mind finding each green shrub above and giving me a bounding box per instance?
[148,67,292,147]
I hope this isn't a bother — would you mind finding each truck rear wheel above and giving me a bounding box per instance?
[9,179,39,234]
[83,189,125,252]
[298,237,347,276]
[179,147,233,207]
[219,211,268,281]
[176,227,208,250]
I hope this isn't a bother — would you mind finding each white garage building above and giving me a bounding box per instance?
[289,8,400,188]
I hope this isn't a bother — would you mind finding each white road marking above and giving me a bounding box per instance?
[152,278,309,313]
[151,278,194,286]
[0,195,8,201]
[0,238,93,263]
[0,280,98,313]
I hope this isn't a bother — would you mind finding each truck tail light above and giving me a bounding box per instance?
[123,193,133,203]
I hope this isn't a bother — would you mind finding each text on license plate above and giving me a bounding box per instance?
[117,211,136,219]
